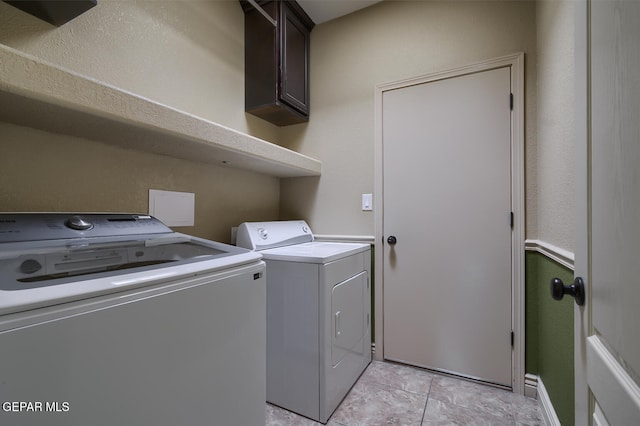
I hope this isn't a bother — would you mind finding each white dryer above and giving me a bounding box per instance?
[236,220,371,423]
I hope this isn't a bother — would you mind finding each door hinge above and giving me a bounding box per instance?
[511,331,514,347]
[510,211,514,229]
[510,93,514,110]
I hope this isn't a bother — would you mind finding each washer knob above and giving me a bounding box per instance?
[258,227,268,240]
[65,215,93,231]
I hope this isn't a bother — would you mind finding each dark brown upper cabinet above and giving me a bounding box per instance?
[3,0,97,26]
[241,0,314,126]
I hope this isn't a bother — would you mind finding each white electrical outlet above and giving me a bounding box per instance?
[362,193,373,211]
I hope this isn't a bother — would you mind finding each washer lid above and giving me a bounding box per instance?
[0,213,262,316]
[259,241,369,263]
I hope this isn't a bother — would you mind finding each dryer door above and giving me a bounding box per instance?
[331,271,368,366]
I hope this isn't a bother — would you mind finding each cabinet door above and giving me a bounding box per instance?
[279,2,310,115]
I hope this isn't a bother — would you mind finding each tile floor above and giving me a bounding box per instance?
[266,360,544,426]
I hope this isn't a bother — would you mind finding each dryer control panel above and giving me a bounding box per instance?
[236,220,313,251]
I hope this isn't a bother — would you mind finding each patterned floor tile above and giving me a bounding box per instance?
[511,393,545,425]
[329,379,427,426]
[421,398,514,426]
[359,361,435,395]
[266,403,321,426]
[266,361,545,426]
[428,376,515,421]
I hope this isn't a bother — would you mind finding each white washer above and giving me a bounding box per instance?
[236,220,371,423]
[0,213,266,426]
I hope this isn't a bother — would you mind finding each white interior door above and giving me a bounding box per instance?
[574,1,640,424]
[382,66,513,387]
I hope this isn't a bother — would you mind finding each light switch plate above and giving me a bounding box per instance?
[362,193,373,211]
[149,189,195,226]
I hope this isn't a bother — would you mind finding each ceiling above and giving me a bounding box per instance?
[296,0,383,24]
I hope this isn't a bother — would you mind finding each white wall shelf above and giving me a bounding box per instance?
[0,45,321,178]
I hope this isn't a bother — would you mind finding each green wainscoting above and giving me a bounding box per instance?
[525,250,575,426]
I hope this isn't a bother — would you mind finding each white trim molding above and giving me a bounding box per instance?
[537,375,562,426]
[524,373,538,399]
[587,335,640,425]
[524,239,575,271]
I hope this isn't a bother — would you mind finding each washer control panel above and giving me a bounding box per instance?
[236,220,313,251]
[0,213,173,243]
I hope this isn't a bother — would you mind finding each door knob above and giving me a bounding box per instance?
[550,277,585,306]
[387,236,397,245]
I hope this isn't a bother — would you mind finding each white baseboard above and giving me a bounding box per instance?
[524,373,538,399]
[537,375,561,426]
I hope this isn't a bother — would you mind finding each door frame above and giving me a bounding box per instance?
[574,0,590,423]
[373,52,526,394]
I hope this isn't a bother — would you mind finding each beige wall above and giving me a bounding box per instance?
[0,0,574,247]
[535,0,575,252]
[0,123,279,241]
[280,0,538,237]
[0,0,281,242]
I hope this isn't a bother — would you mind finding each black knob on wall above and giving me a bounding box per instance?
[550,277,585,306]
[387,236,397,245]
